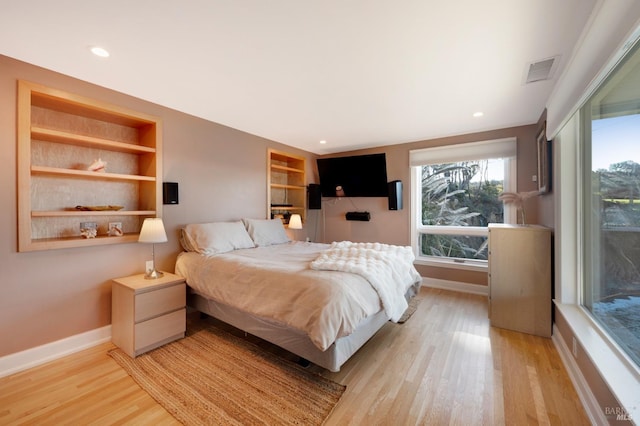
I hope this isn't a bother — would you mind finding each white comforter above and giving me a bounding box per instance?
[310,241,421,322]
[175,241,421,351]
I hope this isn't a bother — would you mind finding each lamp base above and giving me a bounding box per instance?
[144,269,164,279]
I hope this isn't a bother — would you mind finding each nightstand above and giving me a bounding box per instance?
[111,272,186,357]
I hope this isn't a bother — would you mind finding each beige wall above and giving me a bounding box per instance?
[317,124,540,284]
[0,53,541,358]
[0,55,315,357]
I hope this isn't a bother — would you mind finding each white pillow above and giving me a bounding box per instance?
[242,218,290,247]
[180,228,198,252]
[182,221,255,255]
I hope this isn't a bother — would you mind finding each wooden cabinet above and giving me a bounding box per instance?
[111,273,186,357]
[488,224,552,337]
[267,149,306,223]
[17,80,162,252]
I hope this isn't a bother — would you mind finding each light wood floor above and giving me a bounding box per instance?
[0,287,590,425]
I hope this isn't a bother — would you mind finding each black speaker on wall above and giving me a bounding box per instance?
[388,180,403,210]
[163,182,179,205]
[308,184,322,210]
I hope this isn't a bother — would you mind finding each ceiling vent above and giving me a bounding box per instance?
[524,56,560,84]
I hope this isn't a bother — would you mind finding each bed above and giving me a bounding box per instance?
[175,218,423,372]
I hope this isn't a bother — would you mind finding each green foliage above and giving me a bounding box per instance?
[593,160,640,286]
[596,160,640,227]
[420,161,504,259]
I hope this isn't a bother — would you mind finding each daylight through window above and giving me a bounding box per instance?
[581,40,640,367]
[410,138,517,267]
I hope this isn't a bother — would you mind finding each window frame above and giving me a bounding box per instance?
[554,101,640,425]
[552,30,640,422]
[579,52,640,367]
[410,138,518,270]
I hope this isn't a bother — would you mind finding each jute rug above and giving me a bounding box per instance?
[108,324,345,425]
[397,295,424,323]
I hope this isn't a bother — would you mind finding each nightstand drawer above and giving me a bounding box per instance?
[135,308,185,354]
[135,283,186,322]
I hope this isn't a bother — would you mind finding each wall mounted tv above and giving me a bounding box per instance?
[317,153,388,197]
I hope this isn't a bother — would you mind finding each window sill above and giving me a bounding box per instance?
[555,302,639,422]
[415,257,488,272]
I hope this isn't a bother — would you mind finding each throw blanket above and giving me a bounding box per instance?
[310,241,421,322]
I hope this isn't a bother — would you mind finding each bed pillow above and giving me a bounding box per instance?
[179,228,198,252]
[182,221,255,255]
[242,218,290,246]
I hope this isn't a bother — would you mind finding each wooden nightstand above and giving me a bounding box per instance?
[111,272,186,357]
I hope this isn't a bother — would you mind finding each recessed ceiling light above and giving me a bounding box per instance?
[473,112,484,117]
[90,46,110,58]
[319,140,327,144]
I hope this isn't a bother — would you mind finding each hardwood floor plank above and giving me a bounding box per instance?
[0,287,590,425]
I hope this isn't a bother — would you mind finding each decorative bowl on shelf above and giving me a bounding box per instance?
[74,205,124,211]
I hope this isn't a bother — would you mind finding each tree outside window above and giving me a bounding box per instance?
[417,159,506,261]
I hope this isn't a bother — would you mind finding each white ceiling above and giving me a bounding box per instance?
[0,1,596,154]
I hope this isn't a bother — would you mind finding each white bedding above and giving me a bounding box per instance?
[310,241,421,322]
[175,241,421,351]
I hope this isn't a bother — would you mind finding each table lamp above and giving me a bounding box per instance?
[288,214,302,229]
[138,218,168,279]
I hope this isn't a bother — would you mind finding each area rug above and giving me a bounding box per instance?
[397,295,424,323]
[108,325,346,425]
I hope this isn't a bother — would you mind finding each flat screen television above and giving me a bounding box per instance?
[316,153,388,197]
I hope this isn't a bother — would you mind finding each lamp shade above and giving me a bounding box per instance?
[138,218,168,243]
[288,214,303,229]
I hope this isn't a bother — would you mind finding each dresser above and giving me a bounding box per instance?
[111,272,186,357]
[488,224,552,337]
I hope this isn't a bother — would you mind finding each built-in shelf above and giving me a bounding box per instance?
[270,183,305,190]
[17,80,163,252]
[267,149,306,223]
[31,166,157,181]
[271,163,305,174]
[31,127,157,154]
[31,210,156,218]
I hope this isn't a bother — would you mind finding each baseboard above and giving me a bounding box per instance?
[422,277,489,296]
[551,324,607,425]
[0,325,111,378]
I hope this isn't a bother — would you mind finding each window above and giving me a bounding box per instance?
[410,138,517,268]
[581,41,640,367]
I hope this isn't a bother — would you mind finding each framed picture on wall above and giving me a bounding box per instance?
[537,123,551,193]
